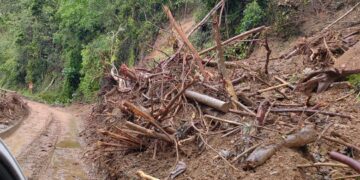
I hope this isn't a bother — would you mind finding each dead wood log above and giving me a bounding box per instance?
[283,126,317,148]
[243,144,279,170]
[244,126,318,169]
[295,68,360,95]
[185,90,231,112]
[199,26,266,55]
[163,6,206,77]
[256,100,271,126]
[136,170,160,180]
[124,121,173,143]
[212,13,238,107]
[123,101,173,138]
[329,151,360,173]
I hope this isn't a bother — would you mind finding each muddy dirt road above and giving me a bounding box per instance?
[3,100,89,180]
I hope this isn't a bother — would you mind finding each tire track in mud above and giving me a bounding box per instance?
[16,114,61,179]
[3,100,90,179]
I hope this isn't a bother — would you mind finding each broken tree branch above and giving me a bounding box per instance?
[232,143,261,163]
[229,109,256,117]
[186,0,224,37]
[163,5,206,77]
[323,136,360,152]
[297,162,349,168]
[157,81,196,121]
[323,2,360,31]
[329,151,360,173]
[255,76,289,99]
[270,108,353,119]
[274,76,295,90]
[263,35,271,74]
[199,26,267,55]
[323,37,337,62]
[232,99,257,116]
[212,13,238,107]
[124,121,173,143]
[257,83,289,93]
[123,101,173,138]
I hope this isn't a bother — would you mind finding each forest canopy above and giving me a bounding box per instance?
[0,0,269,103]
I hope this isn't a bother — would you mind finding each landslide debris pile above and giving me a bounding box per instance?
[83,2,360,180]
[0,91,29,133]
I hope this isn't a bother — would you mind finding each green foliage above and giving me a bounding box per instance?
[1,0,288,103]
[0,0,191,103]
[236,1,265,33]
[193,0,267,59]
[79,35,110,102]
[266,1,301,38]
[348,75,360,91]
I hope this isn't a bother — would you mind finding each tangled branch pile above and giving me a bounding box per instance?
[0,90,29,133]
[84,2,360,179]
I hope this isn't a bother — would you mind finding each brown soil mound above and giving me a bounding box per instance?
[0,92,29,133]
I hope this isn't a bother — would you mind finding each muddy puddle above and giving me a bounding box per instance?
[41,117,88,180]
[3,101,90,179]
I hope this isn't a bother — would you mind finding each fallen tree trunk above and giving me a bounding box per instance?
[184,90,231,112]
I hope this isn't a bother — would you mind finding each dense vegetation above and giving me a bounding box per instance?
[0,0,311,103]
[1,0,195,103]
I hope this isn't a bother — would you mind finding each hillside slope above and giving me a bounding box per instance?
[83,1,360,179]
